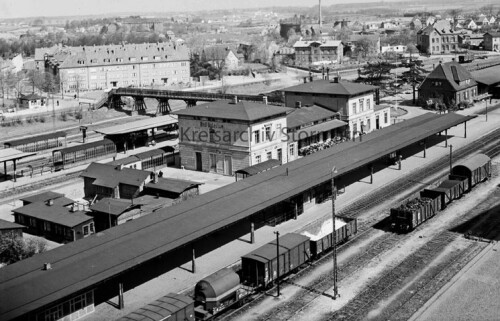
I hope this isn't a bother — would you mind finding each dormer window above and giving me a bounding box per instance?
[154,56,160,61]
[141,56,149,61]
[129,57,136,62]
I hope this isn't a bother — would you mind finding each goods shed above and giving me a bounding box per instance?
[0,112,476,321]
[235,159,282,181]
[3,131,67,153]
[0,148,36,182]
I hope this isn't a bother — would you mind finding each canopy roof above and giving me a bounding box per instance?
[235,159,282,176]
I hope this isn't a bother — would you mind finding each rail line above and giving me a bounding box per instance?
[226,128,500,321]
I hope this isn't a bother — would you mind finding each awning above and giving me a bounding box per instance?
[235,159,282,177]
[290,119,347,141]
[94,115,177,135]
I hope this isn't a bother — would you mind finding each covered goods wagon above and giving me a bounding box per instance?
[451,154,491,191]
[118,293,194,321]
[301,216,357,257]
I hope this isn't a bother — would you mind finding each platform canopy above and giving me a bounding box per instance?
[94,115,177,135]
[0,149,36,163]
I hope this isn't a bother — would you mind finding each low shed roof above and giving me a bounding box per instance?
[81,163,152,188]
[94,115,178,135]
[471,67,500,86]
[90,198,135,216]
[0,149,36,163]
[291,119,347,140]
[4,131,66,147]
[20,191,65,204]
[0,219,25,231]
[146,177,201,194]
[54,139,115,155]
[235,159,282,176]
[12,202,92,227]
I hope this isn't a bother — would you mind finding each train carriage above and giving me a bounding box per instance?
[118,293,194,321]
[241,233,310,288]
[451,154,491,191]
[52,139,117,171]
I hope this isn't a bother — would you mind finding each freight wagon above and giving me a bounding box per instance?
[241,233,310,288]
[118,293,195,321]
[391,154,491,232]
[301,216,357,258]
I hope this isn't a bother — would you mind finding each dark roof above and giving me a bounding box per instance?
[195,268,240,300]
[107,156,140,166]
[485,32,500,38]
[286,105,338,129]
[81,163,152,188]
[4,132,66,147]
[146,177,201,194]
[175,101,292,122]
[118,293,193,321]
[452,154,490,173]
[422,61,477,91]
[281,80,378,97]
[20,191,65,204]
[19,93,45,100]
[0,112,475,321]
[54,139,115,155]
[471,66,500,86]
[235,159,282,176]
[0,219,25,231]
[134,148,167,160]
[107,148,170,166]
[290,119,347,140]
[90,198,135,216]
[374,104,391,112]
[242,233,309,263]
[12,202,92,227]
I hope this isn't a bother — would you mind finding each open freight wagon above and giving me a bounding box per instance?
[301,216,357,258]
[391,190,442,231]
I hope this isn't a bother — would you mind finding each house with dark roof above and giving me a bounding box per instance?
[417,22,461,54]
[293,40,343,65]
[200,45,240,71]
[80,162,153,199]
[484,32,500,51]
[20,191,65,206]
[281,78,391,138]
[12,196,94,243]
[0,219,25,237]
[18,93,46,109]
[175,99,293,174]
[418,61,478,106]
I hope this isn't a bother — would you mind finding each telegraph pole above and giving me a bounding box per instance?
[331,166,339,299]
[274,231,280,297]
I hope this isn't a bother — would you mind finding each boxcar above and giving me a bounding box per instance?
[301,216,357,258]
[451,154,491,191]
[194,268,242,318]
[118,293,194,321]
[241,233,310,288]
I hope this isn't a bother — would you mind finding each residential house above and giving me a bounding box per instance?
[12,196,94,243]
[426,16,436,26]
[347,34,381,55]
[417,24,461,54]
[165,30,175,40]
[381,45,408,54]
[418,61,478,106]
[293,40,343,65]
[458,33,484,49]
[410,18,423,30]
[281,77,391,139]
[80,162,153,199]
[484,32,500,51]
[0,219,25,237]
[463,19,478,30]
[36,42,190,91]
[175,99,293,175]
[201,45,240,71]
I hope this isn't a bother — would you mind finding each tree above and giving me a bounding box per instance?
[447,8,462,21]
[0,233,47,265]
[402,60,427,104]
[26,70,45,93]
[357,61,394,86]
[481,5,494,16]
[354,37,374,58]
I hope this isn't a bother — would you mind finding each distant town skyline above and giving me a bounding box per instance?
[1,0,408,19]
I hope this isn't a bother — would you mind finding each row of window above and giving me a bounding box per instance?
[431,44,456,52]
[253,125,276,144]
[432,36,456,43]
[352,98,371,114]
[42,291,94,321]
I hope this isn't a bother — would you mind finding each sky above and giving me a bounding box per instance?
[0,0,395,19]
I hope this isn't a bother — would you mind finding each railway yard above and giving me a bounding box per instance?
[1,92,500,321]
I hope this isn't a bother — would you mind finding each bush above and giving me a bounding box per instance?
[75,111,83,120]
[39,115,46,123]
[15,118,23,125]
[0,233,47,265]
[59,112,68,121]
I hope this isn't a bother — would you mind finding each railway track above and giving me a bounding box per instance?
[226,128,500,321]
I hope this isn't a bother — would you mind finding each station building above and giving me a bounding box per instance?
[281,78,391,138]
[175,100,293,175]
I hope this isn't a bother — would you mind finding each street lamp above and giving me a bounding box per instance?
[331,166,339,299]
[449,144,453,174]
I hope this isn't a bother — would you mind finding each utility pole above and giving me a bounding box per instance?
[485,99,488,122]
[331,166,339,299]
[274,231,280,297]
[449,144,453,174]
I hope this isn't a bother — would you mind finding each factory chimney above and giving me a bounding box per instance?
[319,0,322,31]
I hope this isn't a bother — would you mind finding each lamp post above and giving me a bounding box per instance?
[331,166,339,299]
[274,231,280,297]
[449,144,453,174]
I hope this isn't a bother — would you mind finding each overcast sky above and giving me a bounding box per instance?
[0,0,389,19]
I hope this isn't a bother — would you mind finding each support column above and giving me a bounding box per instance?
[250,222,255,244]
[132,97,147,115]
[185,99,197,108]
[370,165,374,184]
[423,139,427,158]
[13,160,16,182]
[118,282,124,310]
[110,95,123,110]
[192,247,196,273]
[3,161,6,180]
[294,201,298,220]
[156,98,171,115]
[398,155,402,170]
[464,121,467,138]
[445,129,448,147]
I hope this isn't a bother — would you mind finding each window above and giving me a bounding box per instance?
[289,144,295,156]
[43,304,63,321]
[267,151,272,160]
[265,126,272,141]
[90,222,95,234]
[352,102,357,114]
[276,123,282,136]
[83,225,89,236]
[209,128,216,143]
[256,155,261,163]
[44,221,51,232]
[30,217,37,227]
[384,112,388,124]
[366,98,371,109]
[253,130,260,143]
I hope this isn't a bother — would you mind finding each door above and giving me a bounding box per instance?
[195,152,202,171]
[375,116,380,129]
[224,155,232,176]
[277,148,282,163]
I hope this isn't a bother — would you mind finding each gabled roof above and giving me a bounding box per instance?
[286,105,338,128]
[80,163,152,188]
[422,61,477,91]
[471,66,500,85]
[0,219,25,231]
[19,93,45,100]
[485,32,500,38]
[282,79,378,97]
[293,40,342,48]
[174,101,292,122]
[12,201,92,227]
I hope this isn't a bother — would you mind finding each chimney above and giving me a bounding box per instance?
[304,77,307,83]
[47,199,54,206]
[153,172,159,183]
[116,164,124,171]
[43,263,52,270]
[452,58,455,62]
[70,204,77,212]
[295,101,302,108]
[233,96,238,104]
[262,96,268,105]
